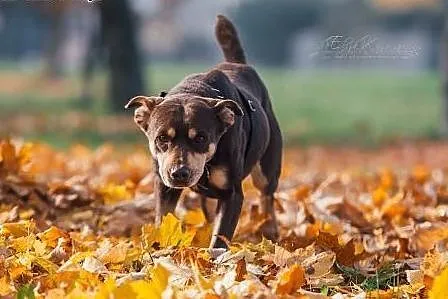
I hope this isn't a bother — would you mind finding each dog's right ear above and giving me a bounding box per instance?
[125,96,163,132]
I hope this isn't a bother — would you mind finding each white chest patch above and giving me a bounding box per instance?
[209,166,228,189]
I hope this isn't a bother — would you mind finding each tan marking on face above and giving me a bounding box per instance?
[185,151,207,186]
[209,166,228,189]
[206,143,216,160]
[188,128,197,139]
[157,150,180,187]
[251,162,268,191]
[167,128,176,138]
[187,151,206,169]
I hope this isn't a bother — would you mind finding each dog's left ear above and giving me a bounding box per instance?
[213,99,244,127]
[125,95,163,132]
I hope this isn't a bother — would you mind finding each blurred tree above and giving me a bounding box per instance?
[38,1,71,78]
[232,0,321,66]
[99,0,145,113]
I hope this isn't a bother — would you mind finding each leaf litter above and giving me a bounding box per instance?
[1,138,448,298]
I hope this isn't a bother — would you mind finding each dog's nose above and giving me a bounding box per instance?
[170,166,191,182]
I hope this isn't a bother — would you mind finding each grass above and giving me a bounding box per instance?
[0,63,442,147]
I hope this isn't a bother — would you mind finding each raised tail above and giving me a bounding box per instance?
[215,15,246,64]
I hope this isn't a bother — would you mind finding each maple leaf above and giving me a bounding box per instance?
[142,213,195,249]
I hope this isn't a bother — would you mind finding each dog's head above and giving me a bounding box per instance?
[125,94,243,188]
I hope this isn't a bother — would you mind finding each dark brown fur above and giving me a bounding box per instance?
[126,15,282,248]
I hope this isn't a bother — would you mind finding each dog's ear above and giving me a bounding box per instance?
[125,96,163,132]
[213,99,244,127]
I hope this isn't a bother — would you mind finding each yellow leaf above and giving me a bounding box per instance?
[58,251,95,272]
[99,242,128,264]
[97,265,169,299]
[183,208,206,227]
[1,220,35,237]
[9,234,36,252]
[142,213,195,249]
[274,264,305,295]
[40,271,80,291]
[95,277,117,299]
[191,224,212,248]
[142,224,158,251]
[429,266,448,299]
[99,183,133,205]
[0,276,14,296]
[33,239,47,256]
[34,256,58,274]
[8,265,30,281]
[159,213,195,247]
[39,226,70,248]
[147,264,170,296]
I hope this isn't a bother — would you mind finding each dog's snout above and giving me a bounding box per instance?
[170,166,191,182]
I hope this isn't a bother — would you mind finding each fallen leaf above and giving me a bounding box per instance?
[274,264,305,295]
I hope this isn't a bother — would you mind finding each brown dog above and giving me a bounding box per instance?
[125,15,282,248]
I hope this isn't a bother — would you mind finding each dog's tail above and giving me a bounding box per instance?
[215,15,246,64]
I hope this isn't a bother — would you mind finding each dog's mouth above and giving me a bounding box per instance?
[160,168,205,189]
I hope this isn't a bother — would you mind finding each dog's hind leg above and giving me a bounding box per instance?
[251,115,282,241]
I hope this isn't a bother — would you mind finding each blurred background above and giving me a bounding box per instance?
[0,0,446,147]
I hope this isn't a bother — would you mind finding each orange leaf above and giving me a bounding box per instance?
[274,264,305,295]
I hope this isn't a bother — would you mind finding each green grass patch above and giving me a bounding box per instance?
[0,63,442,147]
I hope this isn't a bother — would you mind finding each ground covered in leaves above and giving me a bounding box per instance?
[1,138,448,298]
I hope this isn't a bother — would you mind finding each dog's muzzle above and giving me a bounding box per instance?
[169,165,192,186]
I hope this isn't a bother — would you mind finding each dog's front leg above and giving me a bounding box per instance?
[210,184,243,248]
[154,175,182,226]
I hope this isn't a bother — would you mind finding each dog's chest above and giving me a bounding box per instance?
[190,165,231,197]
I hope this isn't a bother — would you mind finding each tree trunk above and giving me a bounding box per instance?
[99,0,145,113]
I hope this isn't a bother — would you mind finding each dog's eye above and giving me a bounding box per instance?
[157,134,169,143]
[194,134,207,144]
